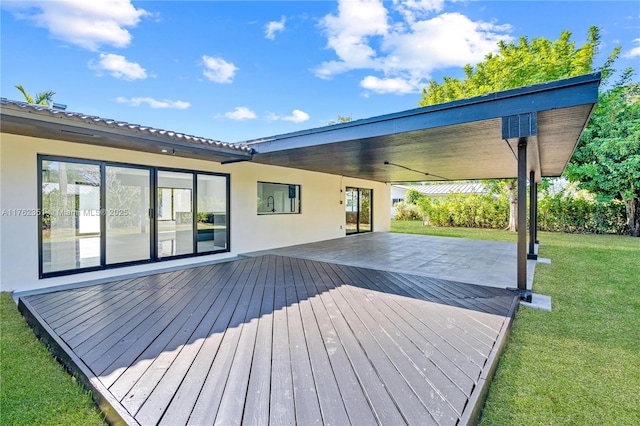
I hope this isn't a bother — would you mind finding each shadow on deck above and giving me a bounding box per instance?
[19,254,518,425]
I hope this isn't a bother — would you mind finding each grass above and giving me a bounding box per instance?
[391,221,640,425]
[0,293,106,425]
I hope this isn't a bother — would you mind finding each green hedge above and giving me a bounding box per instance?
[395,192,628,235]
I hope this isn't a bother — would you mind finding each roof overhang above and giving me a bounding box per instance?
[0,100,253,163]
[246,73,601,183]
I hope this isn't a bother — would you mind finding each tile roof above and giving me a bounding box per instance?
[0,98,252,154]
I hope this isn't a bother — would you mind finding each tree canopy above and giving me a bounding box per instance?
[419,26,616,106]
[566,78,640,236]
[417,26,640,236]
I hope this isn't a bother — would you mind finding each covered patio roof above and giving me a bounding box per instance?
[246,73,601,183]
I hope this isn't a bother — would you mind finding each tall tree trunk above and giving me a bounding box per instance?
[507,180,517,232]
[624,195,640,237]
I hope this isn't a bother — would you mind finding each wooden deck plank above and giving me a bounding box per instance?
[108,260,243,402]
[242,255,277,426]
[268,256,296,426]
[214,256,270,426]
[288,257,351,426]
[100,261,239,390]
[345,266,490,372]
[67,267,211,356]
[139,257,258,426]
[304,260,408,425]
[56,269,194,346]
[21,250,519,426]
[122,258,253,418]
[282,256,323,426]
[88,266,221,375]
[185,256,267,425]
[296,258,378,425]
[311,261,441,425]
[328,263,477,399]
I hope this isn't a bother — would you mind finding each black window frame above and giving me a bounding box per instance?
[38,155,230,278]
[257,181,301,215]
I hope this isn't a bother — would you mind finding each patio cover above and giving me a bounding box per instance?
[245,73,601,184]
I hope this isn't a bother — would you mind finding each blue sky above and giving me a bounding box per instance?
[2,1,639,143]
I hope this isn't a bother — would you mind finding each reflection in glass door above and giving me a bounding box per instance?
[106,166,151,264]
[346,187,372,234]
[157,171,194,257]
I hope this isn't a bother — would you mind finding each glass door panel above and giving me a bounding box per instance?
[359,189,372,232]
[345,188,358,234]
[105,166,151,264]
[196,174,228,252]
[345,187,372,235]
[157,171,193,257]
[41,160,101,274]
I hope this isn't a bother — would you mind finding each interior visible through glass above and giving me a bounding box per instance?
[197,174,228,252]
[41,160,101,273]
[106,166,151,264]
[157,171,193,257]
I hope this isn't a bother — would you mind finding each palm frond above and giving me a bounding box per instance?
[14,85,34,104]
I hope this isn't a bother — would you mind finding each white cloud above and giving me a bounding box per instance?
[622,38,640,58]
[202,55,238,83]
[315,0,512,94]
[316,0,389,78]
[224,107,257,120]
[265,16,286,40]
[267,109,311,123]
[283,109,310,123]
[360,76,418,94]
[116,97,190,109]
[5,0,149,51]
[90,53,147,80]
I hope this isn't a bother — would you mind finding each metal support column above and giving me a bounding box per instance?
[518,138,531,301]
[528,170,538,260]
[534,180,539,244]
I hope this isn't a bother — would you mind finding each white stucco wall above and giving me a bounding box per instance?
[0,133,390,293]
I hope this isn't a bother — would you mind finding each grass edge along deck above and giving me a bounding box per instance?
[18,255,518,426]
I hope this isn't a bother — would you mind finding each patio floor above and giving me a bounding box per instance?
[245,232,535,290]
[19,249,518,425]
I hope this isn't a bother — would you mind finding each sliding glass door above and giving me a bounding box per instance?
[157,171,194,258]
[345,187,372,235]
[40,156,230,278]
[105,166,152,264]
[41,159,101,275]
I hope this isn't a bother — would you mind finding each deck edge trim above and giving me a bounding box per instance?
[18,296,139,426]
[457,291,520,425]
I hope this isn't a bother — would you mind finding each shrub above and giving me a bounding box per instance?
[393,201,422,221]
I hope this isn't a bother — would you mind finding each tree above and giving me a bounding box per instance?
[328,115,352,125]
[419,26,618,231]
[14,85,56,106]
[565,78,640,236]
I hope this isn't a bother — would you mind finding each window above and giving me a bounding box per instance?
[257,182,300,215]
[39,156,230,278]
[41,159,102,275]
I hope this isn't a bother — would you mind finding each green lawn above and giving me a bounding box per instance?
[2,223,638,425]
[391,221,640,425]
[0,293,106,425]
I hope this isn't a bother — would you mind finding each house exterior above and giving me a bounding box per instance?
[1,73,601,297]
[391,183,487,216]
[0,100,389,294]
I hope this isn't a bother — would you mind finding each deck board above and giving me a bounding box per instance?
[20,253,518,426]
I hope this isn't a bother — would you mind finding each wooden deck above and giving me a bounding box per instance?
[19,255,518,426]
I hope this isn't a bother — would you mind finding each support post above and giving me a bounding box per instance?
[534,179,539,244]
[517,138,531,301]
[528,170,538,260]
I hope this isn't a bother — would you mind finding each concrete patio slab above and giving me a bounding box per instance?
[244,232,536,290]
